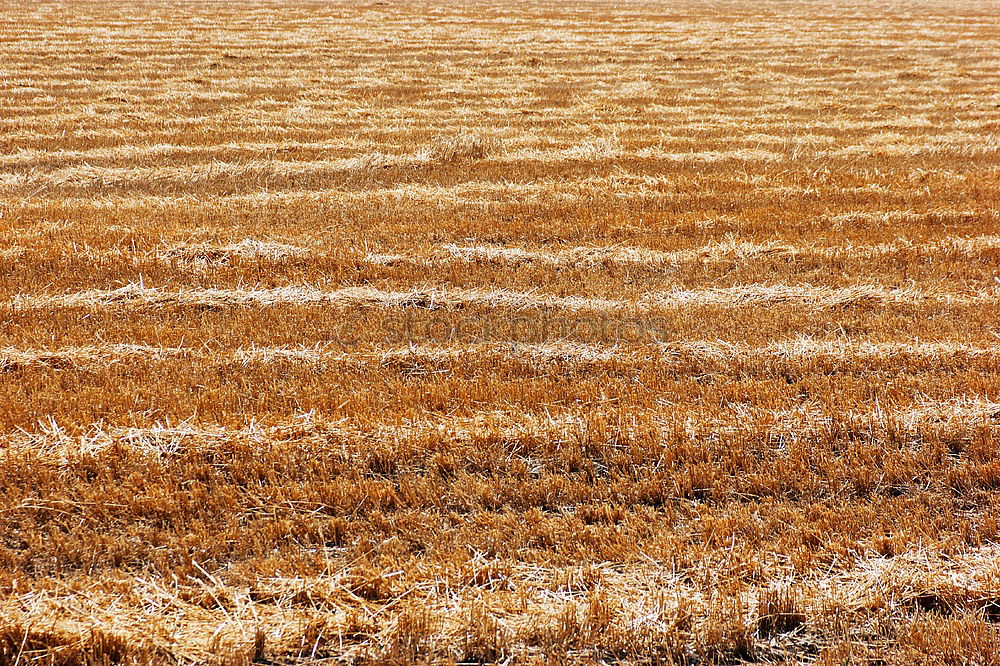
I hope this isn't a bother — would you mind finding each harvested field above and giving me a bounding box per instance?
[3,0,1000,663]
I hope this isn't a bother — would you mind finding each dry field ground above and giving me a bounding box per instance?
[3,0,1000,663]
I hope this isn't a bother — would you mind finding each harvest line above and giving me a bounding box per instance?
[5,340,1000,370]
[8,396,998,458]
[12,283,997,311]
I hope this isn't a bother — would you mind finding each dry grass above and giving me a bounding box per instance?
[4,0,1000,663]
